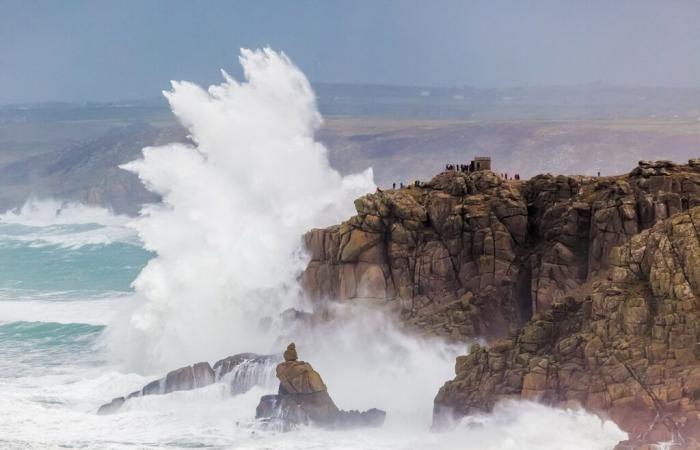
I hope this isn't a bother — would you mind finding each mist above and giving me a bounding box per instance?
[103,48,373,372]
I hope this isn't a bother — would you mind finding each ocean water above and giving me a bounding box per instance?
[0,49,627,449]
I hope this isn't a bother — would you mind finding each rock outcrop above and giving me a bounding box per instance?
[434,206,700,449]
[302,160,700,340]
[98,353,276,415]
[255,343,386,430]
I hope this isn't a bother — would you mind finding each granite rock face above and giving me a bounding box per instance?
[302,160,700,340]
[434,206,700,449]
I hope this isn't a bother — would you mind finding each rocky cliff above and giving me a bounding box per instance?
[434,205,700,449]
[301,159,700,448]
[302,159,700,341]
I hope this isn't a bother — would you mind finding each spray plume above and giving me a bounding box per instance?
[105,48,373,372]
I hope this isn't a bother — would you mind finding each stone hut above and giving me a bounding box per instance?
[469,156,491,172]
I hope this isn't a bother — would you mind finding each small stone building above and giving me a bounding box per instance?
[470,156,491,172]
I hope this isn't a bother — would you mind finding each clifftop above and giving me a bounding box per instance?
[302,159,700,340]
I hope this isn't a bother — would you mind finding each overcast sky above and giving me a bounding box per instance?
[2,0,700,103]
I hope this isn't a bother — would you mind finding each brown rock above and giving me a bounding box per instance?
[434,205,700,449]
[257,345,386,430]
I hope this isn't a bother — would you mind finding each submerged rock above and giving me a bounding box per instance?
[164,361,216,393]
[96,396,125,415]
[255,343,386,430]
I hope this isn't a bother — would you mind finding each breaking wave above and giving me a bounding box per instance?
[105,48,374,372]
[0,198,140,249]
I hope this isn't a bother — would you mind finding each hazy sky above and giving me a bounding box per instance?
[2,0,700,103]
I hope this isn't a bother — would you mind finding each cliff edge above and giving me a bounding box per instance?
[302,159,700,341]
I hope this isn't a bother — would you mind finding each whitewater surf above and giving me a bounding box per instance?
[0,49,626,449]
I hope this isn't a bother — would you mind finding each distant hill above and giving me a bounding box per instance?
[321,117,700,188]
[0,123,186,215]
[2,84,700,214]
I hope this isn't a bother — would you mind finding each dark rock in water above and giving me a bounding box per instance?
[142,379,162,396]
[97,353,275,414]
[255,393,386,430]
[335,408,386,429]
[193,362,216,386]
[212,353,270,379]
[163,367,192,393]
[163,361,215,393]
[97,397,125,415]
[256,394,311,431]
[255,344,386,430]
[214,353,278,394]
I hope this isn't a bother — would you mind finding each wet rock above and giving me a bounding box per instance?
[97,353,274,414]
[96,396,125,415]
[163,362,215,393]
[255,344,386,430]
[214,353,279,394]
[256,394,311,430]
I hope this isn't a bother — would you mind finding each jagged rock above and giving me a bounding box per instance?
[97,353,275,414]
[163,362,215,393]
[301,162,700,341]
[433,206,700,449]
[255,344,386,430]
[277,361,326,395]
[256,394,313,430]
[256,394,386,430]
[96,396,125,415]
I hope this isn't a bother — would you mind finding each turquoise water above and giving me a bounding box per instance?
[0,218,149,381]
[0,321,104,377]
[0,223,150,292]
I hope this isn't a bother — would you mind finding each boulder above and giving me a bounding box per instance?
[256,394,386,430]
[163,361,215,393]
[277,360,326,395]
[255,344,386,430]
[97,397,125,415]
